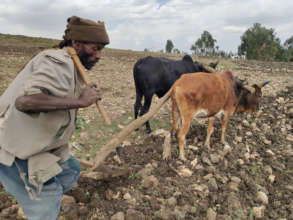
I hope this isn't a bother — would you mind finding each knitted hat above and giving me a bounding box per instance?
[64,16,110,44]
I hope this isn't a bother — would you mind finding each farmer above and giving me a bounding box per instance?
[0,16,109,219]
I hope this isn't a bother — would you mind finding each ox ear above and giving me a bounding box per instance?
[252,84,262,96]
[235,78,247,86]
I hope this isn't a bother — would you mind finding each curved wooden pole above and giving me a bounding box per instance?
[202,63,217,73]
[90,89,172,171]
[68,47,111,126]
[77,89,172,170]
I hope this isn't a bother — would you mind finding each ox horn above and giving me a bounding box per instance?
[252,80,270,91]
[261,80,270,88]
[208,60,219,69]
[235,78,248,86]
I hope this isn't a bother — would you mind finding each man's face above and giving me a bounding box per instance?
[78,43,105,70]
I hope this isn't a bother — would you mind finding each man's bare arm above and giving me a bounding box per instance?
[15,84,101,113]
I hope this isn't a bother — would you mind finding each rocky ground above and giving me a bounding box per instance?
[0,47,292,220]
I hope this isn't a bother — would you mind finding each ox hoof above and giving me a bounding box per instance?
[179,154,187,161]
[162,153,171,161]
[223,144,232,154]
[204,143,211,150]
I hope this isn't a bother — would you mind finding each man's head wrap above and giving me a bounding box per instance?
[63,16,110,45]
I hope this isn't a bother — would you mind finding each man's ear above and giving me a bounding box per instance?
[72,40,83,53]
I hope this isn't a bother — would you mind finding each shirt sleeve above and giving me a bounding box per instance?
[23,51,74,98]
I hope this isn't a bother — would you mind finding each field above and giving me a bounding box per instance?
[0,34,292,219]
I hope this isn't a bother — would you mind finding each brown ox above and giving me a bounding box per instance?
[169,71,269,161]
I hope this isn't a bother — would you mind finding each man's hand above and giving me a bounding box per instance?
[78,83,102,107]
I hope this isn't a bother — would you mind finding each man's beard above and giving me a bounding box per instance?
[78,48,99,70]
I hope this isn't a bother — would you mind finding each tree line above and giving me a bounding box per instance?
[163,23,293,62]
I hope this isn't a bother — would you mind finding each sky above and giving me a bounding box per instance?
[0,0,292,53]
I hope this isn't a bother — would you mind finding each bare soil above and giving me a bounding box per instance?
[0,46,292,220]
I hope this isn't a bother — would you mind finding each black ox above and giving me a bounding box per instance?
[133,55,217,133]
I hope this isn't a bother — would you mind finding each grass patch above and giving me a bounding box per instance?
[73,110,141,158]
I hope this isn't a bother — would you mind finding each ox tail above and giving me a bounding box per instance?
[134,85,143,119]
[133,62,144,119]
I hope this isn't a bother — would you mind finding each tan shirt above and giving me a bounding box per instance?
[0,47,83,192]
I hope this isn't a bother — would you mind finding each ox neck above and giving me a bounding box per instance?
[234,90,244,111]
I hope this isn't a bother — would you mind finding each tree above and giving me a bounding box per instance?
[284,36,293,61]
[275,44,287,61]
[190,38,203,55]
[238,23,281,61]
[284,36,293,49]
[190,31,217,56]
[173,48,180,54]
[165,39,174,53]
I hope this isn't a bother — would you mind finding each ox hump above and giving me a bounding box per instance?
[182,55,193,63]
[223,71,234,80]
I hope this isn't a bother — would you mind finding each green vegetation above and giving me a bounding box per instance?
[283,36,293,61]
[165,39,174,53]
[164,23,293,61]
[84,190,91,197]
[238,23,293,61]
[72,111,137,158]
[238,23,281,61]
[190,30,217,56]
[76,115,86,130]
[141,201,150,207]
[128,172,137,180]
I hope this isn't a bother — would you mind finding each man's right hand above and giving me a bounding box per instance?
[78,83,102,107]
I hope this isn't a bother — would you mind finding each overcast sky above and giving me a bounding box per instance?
[1,0,292,53]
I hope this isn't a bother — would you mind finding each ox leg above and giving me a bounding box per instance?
[221,113,231,146]
[204,117,215,149]
[134,89,143,120]
[134,88,143,132]
[177,113,193,161]
[140,93,153,133]
[171,100,181,138]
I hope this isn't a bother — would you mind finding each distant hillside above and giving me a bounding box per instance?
[0,33,60,49]
[0,33,122,54]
